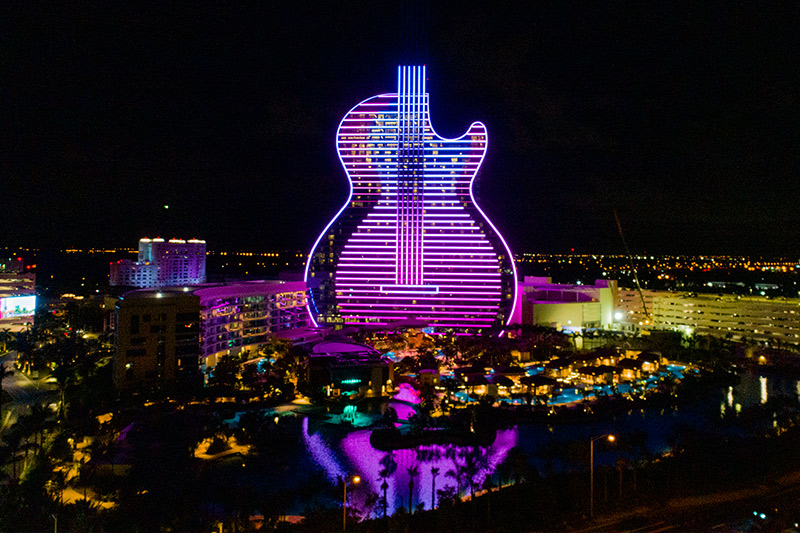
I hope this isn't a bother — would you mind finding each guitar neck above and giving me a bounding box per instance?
[396,65,427,287]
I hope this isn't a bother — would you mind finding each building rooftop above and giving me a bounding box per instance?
[309,339,380,357]
[121,280,307,301]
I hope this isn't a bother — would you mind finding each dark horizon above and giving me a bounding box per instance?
[5,2,799,256]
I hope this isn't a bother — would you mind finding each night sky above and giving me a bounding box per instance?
[4,2,799,255]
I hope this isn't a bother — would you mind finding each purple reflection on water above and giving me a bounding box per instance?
[301,417,345,484]
[394,383,421,404]
[339,428,518,514]
[390,402,417,422]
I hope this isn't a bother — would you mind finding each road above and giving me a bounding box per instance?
[576,469,800,532]
[1,350,59,432]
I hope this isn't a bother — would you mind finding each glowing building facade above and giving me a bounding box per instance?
[306,66,517,332]
[0,258,36,332]
[110,238,206,288]
[616,289,800,346]
[518,277,618,334]
[194,281,309,368]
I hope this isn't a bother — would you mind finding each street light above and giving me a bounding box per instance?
[343,474,360,533]
[590,434,615,520]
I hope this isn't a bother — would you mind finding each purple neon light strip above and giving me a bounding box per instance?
[338,284,499,291]
[334,256,499,260]
[340,255,499,260]
[396,66,403,285]
[336,284,502,289]
[417,66,424,287]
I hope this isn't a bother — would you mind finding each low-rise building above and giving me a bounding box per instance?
[617,359,646,381]
[576,365,619,385]
[543,358,574,379]
[307,339,392,398]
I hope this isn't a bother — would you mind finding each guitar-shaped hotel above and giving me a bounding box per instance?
[306,66,517,333]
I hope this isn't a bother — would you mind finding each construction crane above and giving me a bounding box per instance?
[614,209,651,323]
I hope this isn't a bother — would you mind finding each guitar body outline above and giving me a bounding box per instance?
[305,66,517,332]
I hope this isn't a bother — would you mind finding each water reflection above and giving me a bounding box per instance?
[725,371,800,410]
[349,429,517,514]
[301,417,345,484]
[303,422,518,515]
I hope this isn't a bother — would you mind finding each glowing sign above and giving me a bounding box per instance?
[341,379,362,385]
[305,65,517,331]
[0,295,36,319]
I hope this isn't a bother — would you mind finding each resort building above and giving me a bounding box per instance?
[114,280,312,391]
[616,289,800,347]
[516,277,618,334]
[110,238,206,288]
[194,281,311,368]
[114,289,201,392]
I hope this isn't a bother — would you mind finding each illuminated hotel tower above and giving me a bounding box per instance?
[110,238,206,288]
[306,66,517,332]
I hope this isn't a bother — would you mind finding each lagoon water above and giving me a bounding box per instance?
[266,369,800,517]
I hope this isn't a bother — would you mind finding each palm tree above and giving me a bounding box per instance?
[0,328,13,352]
[378,452,397,517]
[0,362,14,422]
[26,403,53,447]
[498,446,533,488]
[51,362,74,422]
[380,479,389,518]
[407,465,419,513]
[0,438,21,480]
[446,463,468,500]
[462,448,487,500]
[430,467,440,510]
